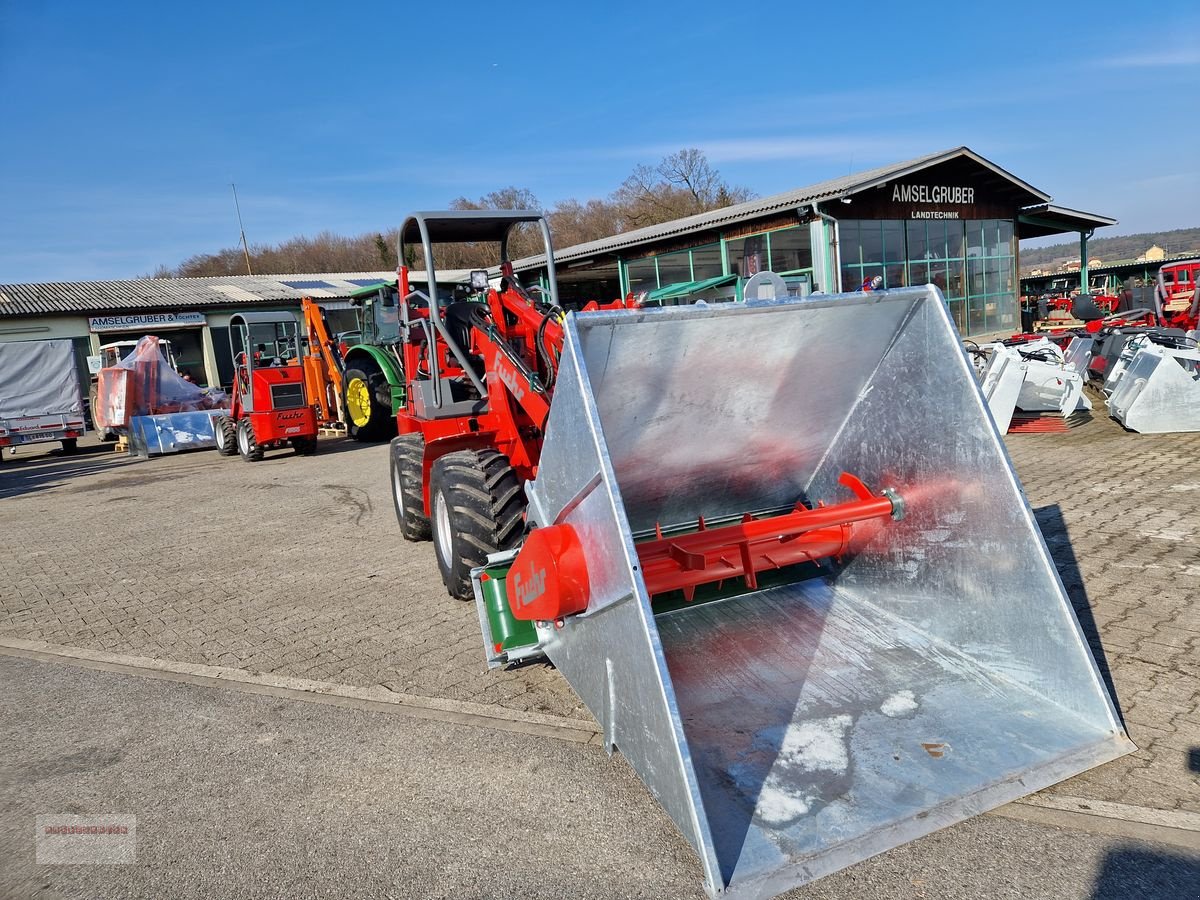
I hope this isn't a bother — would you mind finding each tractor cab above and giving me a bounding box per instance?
[212,311,318,461]
[351,283,402,347]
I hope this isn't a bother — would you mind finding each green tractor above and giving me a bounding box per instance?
[341,280,406,441]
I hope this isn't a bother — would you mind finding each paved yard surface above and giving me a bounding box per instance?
[3,654,1196,900]
[1,401,1198,827]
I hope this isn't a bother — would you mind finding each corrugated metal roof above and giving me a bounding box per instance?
[0,270,458,318]
[512,146,1053,270]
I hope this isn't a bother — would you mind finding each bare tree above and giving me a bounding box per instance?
[612,149,754,229]
[161,150,753,277]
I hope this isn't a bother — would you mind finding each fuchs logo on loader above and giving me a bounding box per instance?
[276,411,306,421]
[491,352,525,401]
[512,567,547,608]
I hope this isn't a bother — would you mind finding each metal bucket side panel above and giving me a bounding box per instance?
[529,327,722,890]
[804,292,1126,728]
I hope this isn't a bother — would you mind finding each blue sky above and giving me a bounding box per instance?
[1,0,1197,282]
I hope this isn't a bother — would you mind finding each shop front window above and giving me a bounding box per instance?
[727,234,768,277]
[767,227,813,273]
[656,250,691,288]
[625,257,657,294]
[691,244,723,280]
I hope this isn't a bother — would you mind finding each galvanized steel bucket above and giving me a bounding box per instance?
[518,285,1132,897]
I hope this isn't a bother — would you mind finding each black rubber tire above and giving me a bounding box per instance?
[236,417,264,462]
[60,438,78,455]
[390,434,431,541]
[214,415,237,457]
[290,436,318,456]
[429,450,525,600]
[344,364,396,443]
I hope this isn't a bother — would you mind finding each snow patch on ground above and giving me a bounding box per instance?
[880,690,918,718]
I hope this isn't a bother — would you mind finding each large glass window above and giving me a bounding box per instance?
[840,217,1015,334]
[767,227,813,273]
[625,257,657,294]
[691,244,723,280]
[727,234,768,277]
[656,250,692,288]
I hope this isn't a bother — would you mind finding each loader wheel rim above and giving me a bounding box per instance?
[434,490,453,565]
[237,422,249,455]
[346,377,372,427]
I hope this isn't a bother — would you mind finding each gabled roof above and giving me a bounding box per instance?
[514,146,1053,270]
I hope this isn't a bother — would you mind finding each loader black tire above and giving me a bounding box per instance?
[390,434,430,542]
[290,436,318,456]
[344,364,395,443]
[214,415,237,456]
[236,417,264,462]
[429,450,525,600]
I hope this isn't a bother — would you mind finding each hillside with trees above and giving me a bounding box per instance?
[1020,227,1200,273]
[166,150,754,277]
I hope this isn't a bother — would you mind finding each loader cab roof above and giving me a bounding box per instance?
[399,210,547,247]
[398,209,560,310]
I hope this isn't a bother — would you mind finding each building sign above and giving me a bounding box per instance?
[892,183,974,218]
[846,161,1019,221]
[892,185,976,205]
[88,312,206,333]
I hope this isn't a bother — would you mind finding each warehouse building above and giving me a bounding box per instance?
[0,146,1114,377]
[512,146,1115,337]
[0,271,444,390]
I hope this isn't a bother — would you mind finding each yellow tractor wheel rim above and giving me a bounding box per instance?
[346,377,372,427]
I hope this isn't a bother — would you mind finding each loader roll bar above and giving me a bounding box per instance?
[397,210,560,411]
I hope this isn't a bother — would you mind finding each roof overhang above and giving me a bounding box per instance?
[1018,204,1118,239]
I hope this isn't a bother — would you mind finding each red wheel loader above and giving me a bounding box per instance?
[213,312,320,461]
[388,211,1133,898]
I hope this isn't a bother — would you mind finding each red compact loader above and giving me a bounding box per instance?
[214,312,319,461]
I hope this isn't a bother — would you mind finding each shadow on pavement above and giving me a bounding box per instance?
[0,447,140,500]
[312,436,384,456]
[1034,504,1125,728]
[1091,845,1200,900]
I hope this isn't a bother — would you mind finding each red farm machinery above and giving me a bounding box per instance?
[214,311,328,461]
[386,211,1132,897]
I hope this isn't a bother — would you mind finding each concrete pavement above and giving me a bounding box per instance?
[2,654,1198,900]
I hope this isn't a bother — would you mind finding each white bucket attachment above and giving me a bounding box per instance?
[1107,341,1200,432]
[489,286,1131,898]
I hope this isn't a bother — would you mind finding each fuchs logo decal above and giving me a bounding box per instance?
[277,411,305,421]
[492,352,525,401]
[512,567,547,607]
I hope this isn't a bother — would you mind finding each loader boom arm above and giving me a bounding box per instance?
[300,297,346,426]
